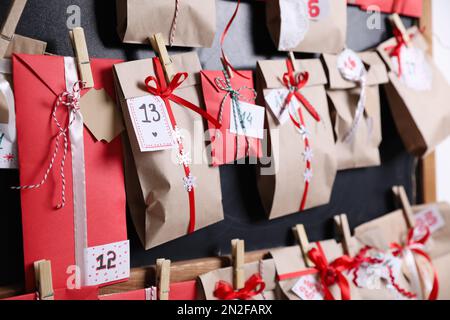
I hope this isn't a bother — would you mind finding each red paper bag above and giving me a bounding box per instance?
[200,71,263,166]
[13,54,127,291]
[99,280,197,300]
[3,287,99,300]
[348,0,423,18]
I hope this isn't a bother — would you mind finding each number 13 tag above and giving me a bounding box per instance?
[126,95,176,152]
[84,240,130,286]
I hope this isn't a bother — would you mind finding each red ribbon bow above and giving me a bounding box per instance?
[386,26,409,77]
[144,58,220,234]
[307,243,354,300]
[213,274,266,300]
[282,58,321,123]
[391,227,439,300]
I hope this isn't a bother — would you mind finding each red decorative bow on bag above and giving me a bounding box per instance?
[214,274,266,300]
[391,227,439,300]
[281,58,321,211]
[307,243,354,300]
[144,57,220,234]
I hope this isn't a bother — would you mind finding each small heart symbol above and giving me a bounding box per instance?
[152,132,158,137]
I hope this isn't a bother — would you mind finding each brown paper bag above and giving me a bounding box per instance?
[323,51,388,170]
[355,202,450,299]
[377,26,450,156]
[198,259,280,300]
[256,58,337,219]
[114,52,224,249]
[116,0,216,48]
[270,240,363,300]
[266,0,347,54]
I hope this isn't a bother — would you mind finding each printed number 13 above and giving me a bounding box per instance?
[140,103,161,123]
[308,0,320,18]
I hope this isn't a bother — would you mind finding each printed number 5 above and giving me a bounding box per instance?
[140,103,161,123]
[96,251,117,271]
[308,0,320,18]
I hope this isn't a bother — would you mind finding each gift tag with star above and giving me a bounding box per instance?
[126,94,176,152]
[80,88,125,143]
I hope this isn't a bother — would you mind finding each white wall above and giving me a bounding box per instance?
[432,0,450,202]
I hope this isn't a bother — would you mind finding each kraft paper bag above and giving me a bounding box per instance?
[270,240,363,300]
[114,52,224,250]
[116,0,216,48]
[256,58,337,219]
[355,202,450,299]
[377,26,450,156]
[0,40,46,170]
[323,51,388,170]
[199,259,280,300]
[266,0,347,54]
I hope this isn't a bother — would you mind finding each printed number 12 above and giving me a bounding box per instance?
[96,251,117,271]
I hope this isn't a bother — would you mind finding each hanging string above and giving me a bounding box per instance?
[169,0,181,47]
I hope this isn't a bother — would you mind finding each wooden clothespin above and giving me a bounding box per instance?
[392,185,416,229]
[156,258,171,300]
[69,27,94,88]
[231,239,245,290]
[334,214,356,257]
[389,13,412,48]
[0,0,28,58]
[149,33,176,83]
[288,51,297,72]
[34,260,54,300]
[292,224,313,267]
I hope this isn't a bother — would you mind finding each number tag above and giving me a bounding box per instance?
[415,206,445,234]
[291,274,324,300]
[307,0,330,21]
[84,240,130,286]
[229,101,265,139]
[126,95,176,152]
[264,88,300,125]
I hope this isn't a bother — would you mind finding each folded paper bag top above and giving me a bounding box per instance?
[13,53,127,291]
[256,58,337,219]
[116,0,216,48]
[322,51,388,170]
[199,259,278,300]
[114,52,224,250]
[377,26,450,156]
[266,0,347,54]
[270,240,362,300]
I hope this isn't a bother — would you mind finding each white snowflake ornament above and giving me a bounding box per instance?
[304,168,313,183]
[177,150,192,167]
[302,147,314,162]
[183,174,197,192]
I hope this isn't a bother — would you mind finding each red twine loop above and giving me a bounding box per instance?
[214,274,266,300]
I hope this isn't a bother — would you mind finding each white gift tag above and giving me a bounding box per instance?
[126,95,176,152]
[84,240,130,286]
[415,206,445,234]
[291,274,324,300]
[337,49,366,82]
[264,89,299,125]
[393,46,432,91]
[307,0,330,21]
[229,101,265,139]
[0,130,17,168]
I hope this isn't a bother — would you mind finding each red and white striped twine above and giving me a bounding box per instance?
[12,81,84,210]
[169,0,180,46]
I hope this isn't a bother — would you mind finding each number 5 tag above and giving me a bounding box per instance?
[126,95,176,152]
[83,240,130,286]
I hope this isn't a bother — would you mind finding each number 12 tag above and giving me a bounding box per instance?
[126,95,176,152]
[83,240,130,286]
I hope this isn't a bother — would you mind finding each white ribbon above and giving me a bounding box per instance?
[63,57,88,286]
[0,58,17,169]
[337,49,370,144]
[402,247,423,300]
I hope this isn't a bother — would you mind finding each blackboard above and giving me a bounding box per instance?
[0,0,416,287]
